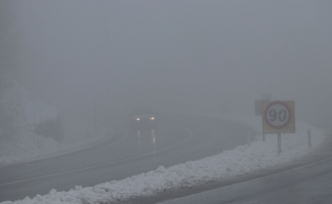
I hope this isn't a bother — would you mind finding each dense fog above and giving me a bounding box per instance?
[9,0,332,127]
[1,1,332,202]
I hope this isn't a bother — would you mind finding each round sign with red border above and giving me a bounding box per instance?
[263,101,292,129]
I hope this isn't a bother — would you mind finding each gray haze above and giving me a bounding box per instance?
[12,1,332,126]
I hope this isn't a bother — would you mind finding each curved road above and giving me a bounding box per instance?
[0,114,250,202]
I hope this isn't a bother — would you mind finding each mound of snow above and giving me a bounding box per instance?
[0,79,60,164]
[0,79,112,167]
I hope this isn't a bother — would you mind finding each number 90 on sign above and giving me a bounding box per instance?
[264,101,292,129]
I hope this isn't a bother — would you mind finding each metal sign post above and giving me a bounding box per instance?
[255,95,271,142]
[278,132,281,155]
[308,129,312,148]
[255,99,270,142]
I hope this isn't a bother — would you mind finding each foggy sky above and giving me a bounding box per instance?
[12,0,332,124]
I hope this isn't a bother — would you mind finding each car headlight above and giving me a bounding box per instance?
[150,117,155,120]
[136,118,140,121]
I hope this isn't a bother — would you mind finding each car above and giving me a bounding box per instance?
[129,109,157,129]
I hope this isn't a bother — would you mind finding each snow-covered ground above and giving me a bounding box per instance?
[0,125,111,168]
[1,114,329,204]
[0,79,112,167]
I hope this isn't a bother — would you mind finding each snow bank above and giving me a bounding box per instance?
[0,79,58,129]
[0,126,111,167]
[0,79,60,165]
[2,115,329,204]
[0,79,111,167]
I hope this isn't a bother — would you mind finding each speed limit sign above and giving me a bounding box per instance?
[262,101,295,134]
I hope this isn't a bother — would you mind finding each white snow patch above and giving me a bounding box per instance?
[0,79,112,167]
[0,79,58,128]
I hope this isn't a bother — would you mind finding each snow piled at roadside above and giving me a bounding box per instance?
[1,115,329,204]
[0,126,111,167]
[0,79,112,167]
[0,79,58,128]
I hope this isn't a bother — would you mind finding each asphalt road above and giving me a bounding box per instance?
[0,114,250,202]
